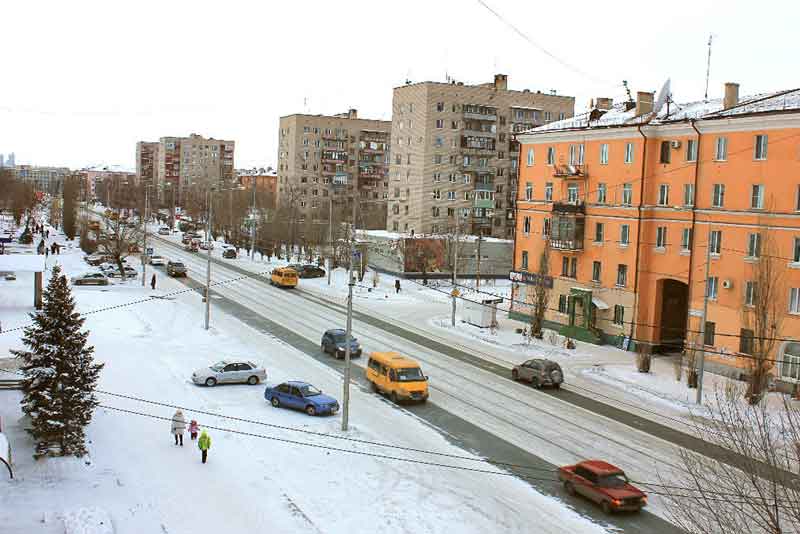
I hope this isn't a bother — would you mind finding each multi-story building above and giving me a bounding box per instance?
[277,109,391,229]
[387,74,574,238]
[10,164,70,193]
[237,167,278,209]
[79,165,136,200]
[511,84,800,389]
[136,134,235,204]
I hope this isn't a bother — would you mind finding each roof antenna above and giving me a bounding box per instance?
[704,34,714,101]
[622,80,634,104]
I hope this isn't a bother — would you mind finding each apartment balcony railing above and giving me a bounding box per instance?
[461,137,496,151]
[463,128,496,138]
[321,157,348,165]
[552,201,586,214]
[549,238,584,251]
[463,112,497,122]
[552,164,588,179]
[473,198,495,209]
[474,181,494,192]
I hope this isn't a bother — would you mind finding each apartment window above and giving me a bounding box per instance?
[559,112,567,121]
[447,191,456,201]
[704,321,716,346]
[523,216,531,235]
[592,261,602,282]
[525,182,533,201]
[616,264,628,287]
[712,184,725,208]
[739,328,755,355]
[658,184,670,206]
[686,139,698,162]
[754,134,768,160]
[715,136,728,161]
[751,184,764,209]
[478,157,488,167]
[656,227,667,249]
[745,281,757,307]
[543,218,551,236]
[498,151,505,159]
[710,230,722,255]
[613,305,624,326]
[464,192,470,201]
[786,287,800,314]
[565,184,578,203]
[796,184,800,211]
[794,237,800,263]
[747,233,761,258]
[659,141,671,164]
[432,189,440,200]
[594,223,604,243]
[597,183,607,204]
[561,256,570,277]
[578,144,585,164]
[683,183,695,207]
[521,251,529,270]
[707,276,719,299]
[435,119,444,129]
[600,143,609,165]
[681,228,692,251]
[558,295,568,314]
[570,257,577,278]
[622,183,633,206]
[544,182,553,202]
[545,146,555,165]
[568,145,577,165]
[624,142,634,164]
[433,172,441,183]
[432,207,440,217]
[620,224,630,246]
[436,102,444,112]
[407,154,412,164]
[527,148,535,166]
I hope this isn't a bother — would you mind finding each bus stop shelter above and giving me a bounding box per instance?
[0,254,47,309]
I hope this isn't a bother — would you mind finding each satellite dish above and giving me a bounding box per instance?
[654,78,672,116]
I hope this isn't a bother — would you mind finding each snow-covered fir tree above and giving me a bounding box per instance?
[12,265,103,457]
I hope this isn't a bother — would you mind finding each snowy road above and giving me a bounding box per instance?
[151,236,685,532]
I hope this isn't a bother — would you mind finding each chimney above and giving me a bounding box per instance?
[636,91,654,116]
[347,108,358,119]
[596,97,613,111]
[494,74,508,91]
[723,83,739,109]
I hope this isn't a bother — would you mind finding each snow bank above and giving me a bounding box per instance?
[62,507,114,534]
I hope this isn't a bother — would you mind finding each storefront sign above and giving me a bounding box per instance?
[509,271,553,288]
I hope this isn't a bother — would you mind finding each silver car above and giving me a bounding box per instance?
[149,255,168,266]
[512,358,564,389]
[192,360,267,387]
[73,272,110,286]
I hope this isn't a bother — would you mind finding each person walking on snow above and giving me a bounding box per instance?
[171,409,187,446]
[198,430,211,463]
[395,279,401,294]
[188,419,199,440]
[151,273,156,290]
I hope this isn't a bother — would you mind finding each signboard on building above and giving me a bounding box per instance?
[509,270,554,288]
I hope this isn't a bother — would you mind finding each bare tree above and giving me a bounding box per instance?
[530,241,551,339]
[97,209,140,277]
[742,230,785,404]
[660,384,800,534]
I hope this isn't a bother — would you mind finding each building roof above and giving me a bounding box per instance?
[525,88,800,134]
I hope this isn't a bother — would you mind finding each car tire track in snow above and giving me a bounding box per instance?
[149,246,680,534]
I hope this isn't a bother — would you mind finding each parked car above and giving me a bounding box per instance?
[558,460,647,514]
[157,227,171,235]
[264,381,339,416]
[149,255,167,266]
[298,264,326,278]
[181,235,192,245]
[511,358,563,389]
[85,253,111,266]
[199,241,214,250]
[222,248,237,259]
[321,328,362,359]
[73,272,110,286]
[107,266,137,278]
[191,360,267,387]
[166,261,187,277]
[1,271,18,281]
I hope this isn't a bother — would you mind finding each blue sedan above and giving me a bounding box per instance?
[264,381,340,416]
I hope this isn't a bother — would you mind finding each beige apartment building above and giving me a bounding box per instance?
[136,134,235,204]
[388,74,574,238]
[277,110,391,229]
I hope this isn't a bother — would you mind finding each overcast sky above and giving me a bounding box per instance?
[2,0,797,171]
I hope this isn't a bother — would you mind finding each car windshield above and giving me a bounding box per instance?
[597,473,628,488]
[210,362,227,372]
[299,385,321,397]
[173,263,185,268]
[396,367,425,382]
[331,333,355,344]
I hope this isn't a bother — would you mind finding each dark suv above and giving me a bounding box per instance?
[166,261,187,277]
[321,329,362,359]
[512,359,564,389]
[288,264,326,279]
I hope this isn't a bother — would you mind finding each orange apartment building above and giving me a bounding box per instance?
[237,168,278,209]
[511,84,800,390]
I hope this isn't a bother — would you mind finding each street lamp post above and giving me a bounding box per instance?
[141,185,150,287]
[204,184,244,330]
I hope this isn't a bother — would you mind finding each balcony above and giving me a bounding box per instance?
[463,112,497,122]
[474,181,494,191]
[549,213,585,251]
[461,137,496,151]
[321,157,348,165]
[463,128,496,138]
[552,201,586,214]
[550,239,584,251]
[552,164,588,179]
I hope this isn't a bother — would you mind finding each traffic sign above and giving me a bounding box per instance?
[146,247,154,256]
[451,288,461,297]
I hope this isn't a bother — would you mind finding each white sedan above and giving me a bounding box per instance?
[149,255,168,266]
[191,360,267,387]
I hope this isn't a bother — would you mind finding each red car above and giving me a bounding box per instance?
[558,460,647,514]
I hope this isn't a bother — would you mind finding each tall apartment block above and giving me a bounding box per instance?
[136,133,235,204]
[277,109,391,229]
[512,84,800,390]
[387,74,574,238]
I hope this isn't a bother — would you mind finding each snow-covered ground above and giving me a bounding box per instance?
[0,224,611,533]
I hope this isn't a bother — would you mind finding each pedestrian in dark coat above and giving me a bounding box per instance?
[151,273,156,290]
[395,279,401,294]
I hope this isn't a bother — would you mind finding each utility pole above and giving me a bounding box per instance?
[696,228,712,404]
[451,209,459,327]
[476,232,483,289]
[327,197,333,286]
[249,178,256,261]
[141,186,149,287]
[204,190,213,330]
[342,198,357,432]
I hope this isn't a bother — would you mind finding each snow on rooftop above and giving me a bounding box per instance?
[0,254,46,272]
[703,88,800,118]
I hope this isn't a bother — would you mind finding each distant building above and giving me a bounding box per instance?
[388,74,575,238]
[11,164,70,193]
[237,167,278,209]
[277,109,391,230]
[136,142,159,185]
[79,165,136,201]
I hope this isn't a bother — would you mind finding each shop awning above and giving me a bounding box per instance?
[591,297,609,310]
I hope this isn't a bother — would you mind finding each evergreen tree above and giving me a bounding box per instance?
[12,265,103,457]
